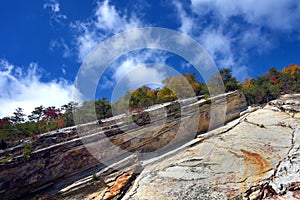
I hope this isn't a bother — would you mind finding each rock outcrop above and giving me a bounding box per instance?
[123,94,300,200]
[0,91,246,200]
[2,92,299,200]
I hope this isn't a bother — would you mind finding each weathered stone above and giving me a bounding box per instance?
[55,154,141,200]
[124,104,299,199]
[242,94,300,199]
[102,171,134,200]
[0,91,248,199]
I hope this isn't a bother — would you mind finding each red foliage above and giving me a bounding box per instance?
[43,107,61,120]
[270,75,279,85]
[0,119,9,128]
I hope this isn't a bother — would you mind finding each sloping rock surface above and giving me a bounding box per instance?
[124,95,300,200]
[1,92,299,200]
[0,91,246,199]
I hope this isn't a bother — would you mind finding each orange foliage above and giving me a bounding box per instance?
[282,64,300,75]
[55,118,65,129]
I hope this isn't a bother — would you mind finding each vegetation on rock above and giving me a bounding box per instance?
[0,64,299,145]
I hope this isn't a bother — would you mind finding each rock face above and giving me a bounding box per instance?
[244,95,300,200]
[0,91,246,200]
[57,154,142,200]
[2,92,299,200]
[269,94,300,119]
[123,94,300,200]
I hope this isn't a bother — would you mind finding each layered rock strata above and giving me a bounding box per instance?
[124,94,300,200]
[0,91,246,199]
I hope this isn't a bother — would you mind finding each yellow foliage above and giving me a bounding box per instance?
[282,64,300,75]
[243,78,255,89]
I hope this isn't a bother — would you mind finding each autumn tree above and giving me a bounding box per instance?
[281,64,300,93]
[129,86,154,110]
[162,75,195,99]
[0,117,12,141]
[43,106,61,121]
[42,106,64,130]
[242,66,297,104]
[157,86,177,103]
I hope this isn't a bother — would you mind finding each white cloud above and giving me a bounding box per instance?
[198,28,234,68]
[75,26,100,62]
[49,38,72,58]
[118,63,167,89]
[61,67,66,75]
[108,50,170,89]
[43,0,60,13]
[74,0,143,62]
[43,0,67,24]
[172,0,299,80]
[173,1,194,35]
[94,0,141,33]
[0,60,74,118]
[110,58,180,101]
[191,0,300,30]
[238,28,272,57]
[172,1,239,77]
[72,0,173,96]
[232,65,249,82]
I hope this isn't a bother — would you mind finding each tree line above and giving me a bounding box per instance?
[1,64,299,145]
[242,64,300,104]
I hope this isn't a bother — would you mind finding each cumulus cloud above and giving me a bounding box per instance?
[111,51,168,82]
[94,0,141,33]
[96,50,171,100]
[75,26,100,62]
[172,0,300,80]
[0,60,74,118]
[172,1,237,74]
[72,0,174,98]
[111,63,168,101]
[191,0,300,30]
[198,28,234,68]
[173,1,194,35]
[74,0,143,62]
[109,53,180,101]
[114,62,167,89]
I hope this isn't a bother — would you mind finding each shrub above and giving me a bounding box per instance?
[22,143,33,160]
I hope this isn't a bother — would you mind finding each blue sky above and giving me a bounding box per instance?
[0,0,300,117]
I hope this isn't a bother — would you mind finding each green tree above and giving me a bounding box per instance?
[61,102,78,127]
[95,97,112,120]
[219,68,240,92]
[11,107,26,124]
[113,90,133,114]
[28,106,45,122]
